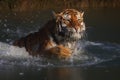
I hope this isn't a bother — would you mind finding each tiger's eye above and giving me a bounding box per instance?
[65,20,70,24]
[78,19,83,22]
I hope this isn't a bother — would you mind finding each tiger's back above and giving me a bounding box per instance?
[13,9,85,59]
[13,19,56,55]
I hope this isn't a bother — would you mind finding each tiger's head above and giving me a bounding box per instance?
[53,9,85,42]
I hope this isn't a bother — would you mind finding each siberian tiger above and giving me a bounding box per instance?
[13,9,85,59]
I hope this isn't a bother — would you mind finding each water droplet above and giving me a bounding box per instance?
[6,39,10,42]
[7,28,10,32]
[4,24,7,27]
[19,72,24,75]
[4,19,7,22]
[37,68,41,71]
[30,21,33,23]
[5,16,7,18]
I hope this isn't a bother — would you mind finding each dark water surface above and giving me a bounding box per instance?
[0,8,120,80]
[0,66,120,80]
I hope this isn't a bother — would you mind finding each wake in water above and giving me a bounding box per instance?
[0,15,120,66]
[0,41,120,67]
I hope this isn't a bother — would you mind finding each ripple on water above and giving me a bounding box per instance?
[0,41,120,68]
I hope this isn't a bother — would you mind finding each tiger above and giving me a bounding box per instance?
[13,9,85,59]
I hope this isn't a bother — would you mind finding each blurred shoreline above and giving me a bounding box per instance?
[0,0,120,12]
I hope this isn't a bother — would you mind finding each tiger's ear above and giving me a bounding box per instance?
[81,12,84,17]
[52,11,61,19]
[52,11,56,19]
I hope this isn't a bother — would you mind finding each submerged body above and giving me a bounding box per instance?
[13,9,85,59]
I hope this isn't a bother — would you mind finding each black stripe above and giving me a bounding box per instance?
[51,32,60,45]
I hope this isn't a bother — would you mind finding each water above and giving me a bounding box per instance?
[0,8,120,80]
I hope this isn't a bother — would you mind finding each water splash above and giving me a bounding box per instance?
[0,41,120,68]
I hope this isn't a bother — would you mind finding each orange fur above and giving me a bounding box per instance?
[13,9,85,59]
[13,19,71,58]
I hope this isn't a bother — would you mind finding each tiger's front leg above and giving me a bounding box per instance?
[45,45,72,59]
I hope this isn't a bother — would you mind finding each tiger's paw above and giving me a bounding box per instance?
[46,45,71,59]
[56,45,71,59]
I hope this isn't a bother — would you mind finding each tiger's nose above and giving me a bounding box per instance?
[74,27,79,32]
[61,27,68,32]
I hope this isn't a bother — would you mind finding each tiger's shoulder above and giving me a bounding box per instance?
[13,19,57,54]
[13,9,86,59]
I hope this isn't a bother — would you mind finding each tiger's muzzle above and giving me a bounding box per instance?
[58,25,85,41]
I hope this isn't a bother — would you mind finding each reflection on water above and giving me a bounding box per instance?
[0,41,120,67]
[0,40,120,80]
[0,65,120,80]
[0,8,120,80]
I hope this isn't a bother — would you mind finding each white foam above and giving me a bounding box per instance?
[19,72,24,76]
[0,41,120,67]
[7,46,31,58]
[84,41,103,46]
[0,42,31,59]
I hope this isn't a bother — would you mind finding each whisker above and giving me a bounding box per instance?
[82,31,88,40]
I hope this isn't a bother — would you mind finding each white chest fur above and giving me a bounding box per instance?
[63,42,77,53]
